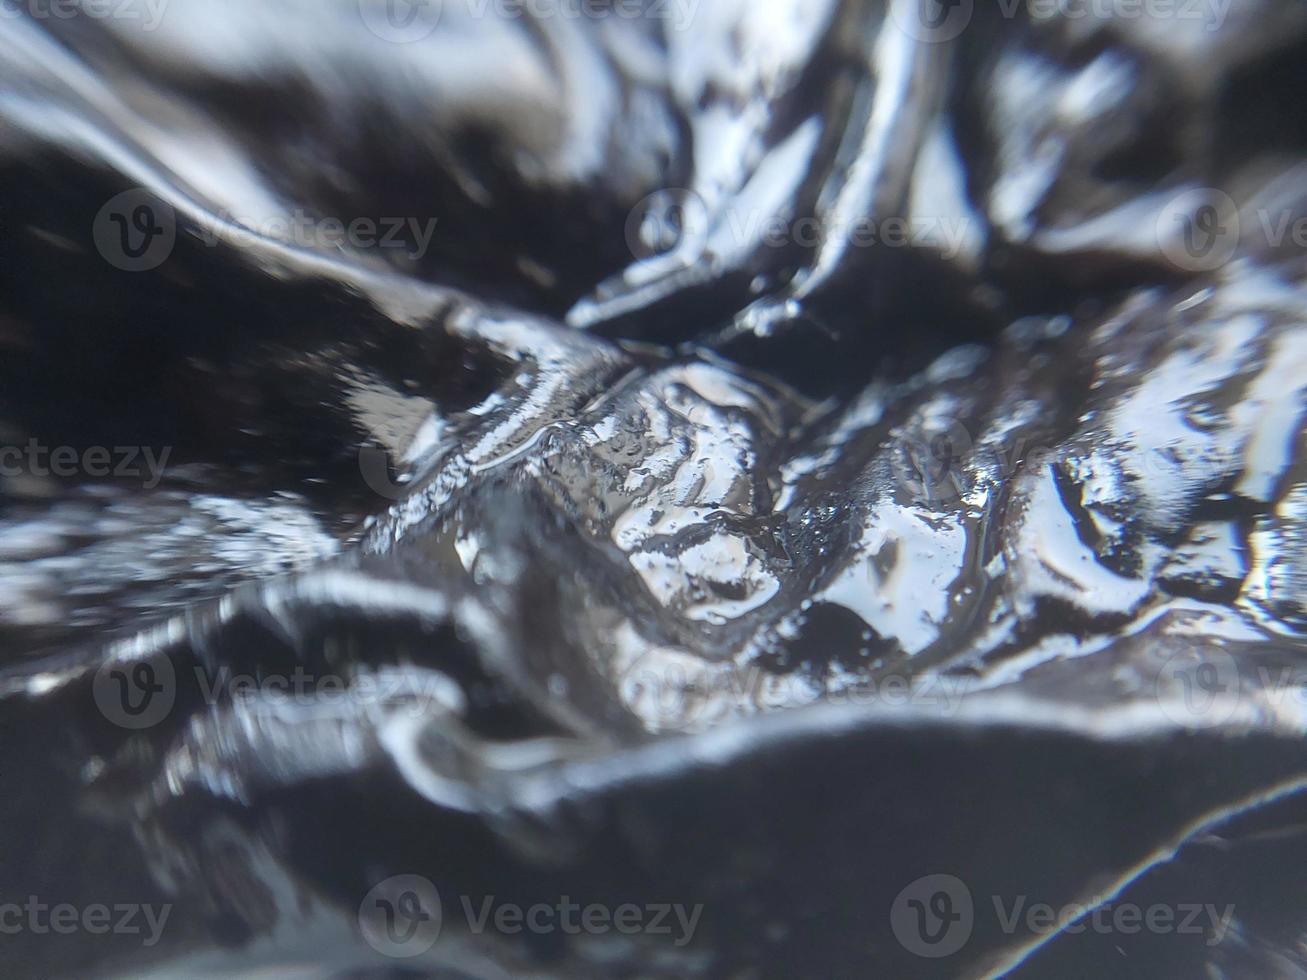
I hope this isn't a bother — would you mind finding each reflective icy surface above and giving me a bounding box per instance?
[1,1,1306,977]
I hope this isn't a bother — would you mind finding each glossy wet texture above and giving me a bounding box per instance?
[1,2,1306,977]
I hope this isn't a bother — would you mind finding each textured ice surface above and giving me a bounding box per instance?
[1,1,1306,977]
